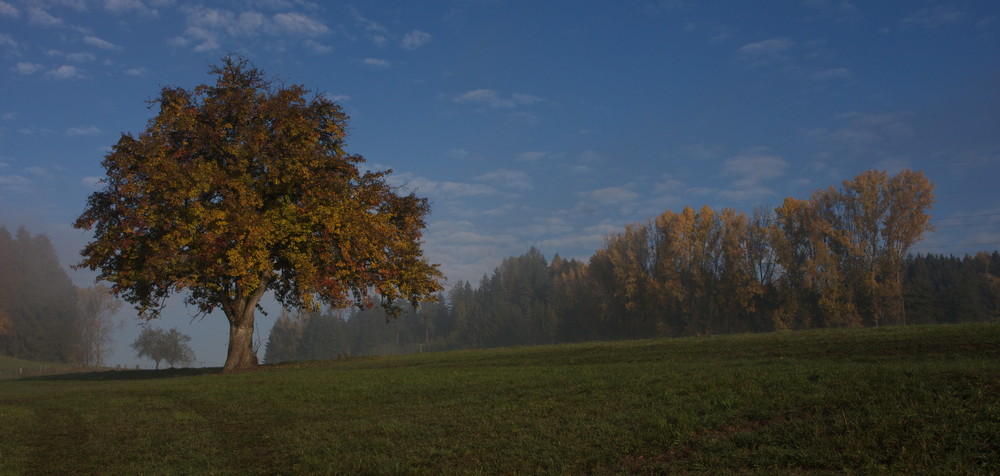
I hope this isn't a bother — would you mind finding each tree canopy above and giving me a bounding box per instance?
[131,326,196,369]
[74,55,442,371]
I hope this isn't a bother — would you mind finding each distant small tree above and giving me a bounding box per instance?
[75,285,123,367]
[131,327,196,369]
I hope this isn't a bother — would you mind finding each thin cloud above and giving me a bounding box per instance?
[803,112,914,157]
[477,169,532,190]
[65,125,102,136]
[304,39,332,53]
[103,0,159,16]
[723,154,788,188]
[587,186,639,205]
[515,151,562,163]
[350,6,388,34]
[322,93,351,102]
[273,12,330,36]
[0,1,18,18]
[738,37,794,55]
[45,65,84,80]
[0,33,16,52]
[174,6,331,52]
[362,57,390,69]
[452,89,543,109]
[901,4,966,28]
[83,35,122,51]
[12,62,43,75]
[401,30,431,49]
[27,7,62,26]
[0,174,32,190]
[736,37,795,66]
[390,173,498,199]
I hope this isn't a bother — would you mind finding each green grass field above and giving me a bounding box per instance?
[1,323,998,474]
[0,355,76,379]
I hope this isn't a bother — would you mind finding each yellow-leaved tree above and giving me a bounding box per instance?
[74,56,443,372]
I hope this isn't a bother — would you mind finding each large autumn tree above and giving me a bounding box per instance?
[74,56,443,372]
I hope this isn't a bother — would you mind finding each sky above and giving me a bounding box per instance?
[2,0,999,367]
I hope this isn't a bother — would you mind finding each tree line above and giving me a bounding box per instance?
[0,226,122,366]
[265,169,999,363]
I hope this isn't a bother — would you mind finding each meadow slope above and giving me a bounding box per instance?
[1,323,998,474]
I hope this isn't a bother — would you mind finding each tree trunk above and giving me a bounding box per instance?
[222,294,263,373]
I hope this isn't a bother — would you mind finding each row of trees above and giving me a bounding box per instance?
[265,249,1000,363]
[0,226,123,366]
[265,169,998,363]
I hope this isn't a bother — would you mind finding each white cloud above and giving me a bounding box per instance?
[362,57,390,69]
[81,176,103,187]
[723,154,788,187]
[304,39,332,53]
[351,7,388,34]
[65,125,102,136]
[27,7,62,26]
[588,186,639,205]
[716,154,788,201]
[83,35,122,51]
[736,37,795,66]
[12,62,43,75]
[45,65,84,80]
[901,4,966,28]
[104,0,158,16]
[46,49,97,62]
[738,37,795,55]
[477,169,531,190]
[174,6,331,51]
[124,66,147,76]
[273,12,329,36]
[515,151,561,163]
[0,34,16,51]
[322,93,350,102]
[390,173,497,198]
[401,30,431,49]
[0,1,19,18]
[654,175,685,193]
[0,174,32,190]
[452,89,543,109]
[25,166,54,179]
[803,112,914,156]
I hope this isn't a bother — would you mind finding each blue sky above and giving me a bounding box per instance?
[2,0,999,366]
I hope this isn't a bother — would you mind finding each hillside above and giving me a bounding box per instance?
[2,323,998,474]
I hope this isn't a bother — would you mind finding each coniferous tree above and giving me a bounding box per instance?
[263,310,303,364]
[0,226,79,362]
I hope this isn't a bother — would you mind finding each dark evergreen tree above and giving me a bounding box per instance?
[0,226,79,362]
[263,310,304,364]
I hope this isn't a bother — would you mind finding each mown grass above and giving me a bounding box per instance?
[1,323,998,474]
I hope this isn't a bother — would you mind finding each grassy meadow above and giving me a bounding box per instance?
[0,355,77,379]
[1,323,998,474]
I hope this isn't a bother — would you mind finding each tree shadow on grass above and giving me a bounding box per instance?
[20,367,221,381]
